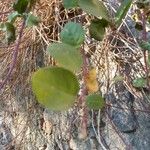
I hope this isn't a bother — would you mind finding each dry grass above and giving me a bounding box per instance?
[0,0,149,149]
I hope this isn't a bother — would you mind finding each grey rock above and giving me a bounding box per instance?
[106,82,137,133]
[105,81,150,150]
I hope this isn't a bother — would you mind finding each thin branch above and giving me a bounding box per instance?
[91,110,108,150]
[78,44,89,139]
[0,21,25,91]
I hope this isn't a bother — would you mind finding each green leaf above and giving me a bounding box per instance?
[113,75,124,82]
[132,77,147,88]
[28,0,37,11]
[8,11,20,23]
[5,23,16,44]
[63,0,78,9]
[115,0,132,27]
[86,94,105,110]
[60,22,85,47]
[135,22,143,31]
[78,0,110,21]
[89,19,106,41]
[47,43,82,72]
[32,67,79,111]
[0,22,16,44]
[140,41,150,51]
[0,23,6,31]
[25,13,40,27]
[13,0,29,14]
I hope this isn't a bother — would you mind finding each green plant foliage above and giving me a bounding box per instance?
[28,0,37,11]
[13,0,29,14]
[140,41,150,51]
[135,22,143,31]
[78,0,110,21]
[0,22,16,44]
[8,11,20,23]
[47,43,82,72]
[113,75,124,82]
[25,13,40,27]
[86,94,105,110]
[0,23,6,31]
[132,77,147,88]
[89,19,107,41]
[115,0,132,27]
[60,22,85,47]
[32,67,80,111]
[63,0,78,9]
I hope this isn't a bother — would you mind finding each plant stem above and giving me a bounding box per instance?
[0,21,25,91]
[78,45,88,139]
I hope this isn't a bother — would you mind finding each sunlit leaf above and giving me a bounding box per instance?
[78,0,110,21]
[32,67,79,111]
[60,22,85,47]
[85,68,99,93]
[86,94,105,110]
[47,43,82,72]
[115,0,132,26]
[13,0,29,14]
[133,77,147,88]
[63,0,78,9]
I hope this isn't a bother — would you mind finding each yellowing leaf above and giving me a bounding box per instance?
[85,68,99,93]
[32,67,79,111]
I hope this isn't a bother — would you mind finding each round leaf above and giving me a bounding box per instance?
[13,0,29,14]
[78,0,110,21]
[32,67,79,111]
[47,43,82,72]
[89,19,106,41]
[63,0,78,9]
[86,94,105,110]
[60,22,85,47]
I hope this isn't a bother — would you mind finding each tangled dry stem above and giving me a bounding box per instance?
[0,0,149,149]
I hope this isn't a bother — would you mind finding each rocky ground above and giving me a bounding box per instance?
[1,0,150,150]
